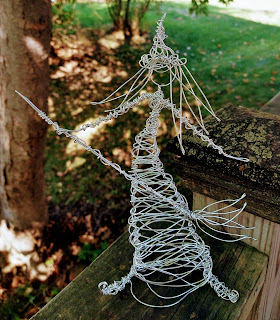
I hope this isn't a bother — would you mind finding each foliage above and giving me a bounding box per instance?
[104,0,234,37]
[78,241,108,262]
[105,0,159,40]
[190,0,234,15]
[47,0,280,215]
[0,283,60,319]
[52,0,78,34]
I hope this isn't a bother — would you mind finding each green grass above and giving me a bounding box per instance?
[74,2,110,29]
[46,1,280,207]
[74,1,280,110]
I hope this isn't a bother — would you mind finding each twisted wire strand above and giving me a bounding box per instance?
[16,13,253,308]
[16,87,251,307]
[209,275,239,303]
[98,267,136,295]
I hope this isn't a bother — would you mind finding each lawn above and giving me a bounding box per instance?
[45,0,280,213]
[75,1,280,110]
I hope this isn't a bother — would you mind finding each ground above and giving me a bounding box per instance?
[0,1,279,319]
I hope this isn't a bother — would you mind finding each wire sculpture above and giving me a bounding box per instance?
[17,13,254,308]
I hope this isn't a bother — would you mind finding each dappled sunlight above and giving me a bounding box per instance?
[51,34,94,60]
[0,26,5,40]
[97,30,148,49]
[65,117,115,155]
[0,220,53,281]
[60,60,79,74]
[55,46,79,60]
[71,106,84,116]
[66,156,86,172]
[98,30,124,49]
[0,207,119,317]
[50,36,129,89]
[0,221,34,253]
[48,96,56,119]
[93,65,112,83]
[51,60,80,79]
[112,147,131,167]
[24,36,48,62]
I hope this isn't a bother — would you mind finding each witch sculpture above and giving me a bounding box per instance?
[17,14,253,308]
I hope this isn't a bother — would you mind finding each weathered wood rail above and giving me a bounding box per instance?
[167,100,280,320]
[32,94,279,320]
[32,232,267,320]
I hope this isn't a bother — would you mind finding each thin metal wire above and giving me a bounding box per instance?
[16,13,252,308]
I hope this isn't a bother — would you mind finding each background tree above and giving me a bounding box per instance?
[0,0,52,230]
[52,0,78,32]
[190,0,234,15]
[105,0,234,40]
[106,0,157,41]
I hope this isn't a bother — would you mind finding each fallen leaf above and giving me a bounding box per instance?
[27,307,39,317]
[11,276,20,288]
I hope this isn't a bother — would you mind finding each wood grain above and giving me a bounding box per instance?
[32,231,267,320]
[193,192,280,320]
[193,193,275,255]
[258,222,280,320]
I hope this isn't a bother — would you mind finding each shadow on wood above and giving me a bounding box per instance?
[32,231,267,320]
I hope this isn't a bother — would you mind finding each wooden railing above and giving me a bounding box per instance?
[32,95,279,320]
[167,98,280,320]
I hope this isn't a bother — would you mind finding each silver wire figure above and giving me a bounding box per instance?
[17,14,253,308]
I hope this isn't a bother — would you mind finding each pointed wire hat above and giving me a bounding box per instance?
[140,13,184,73]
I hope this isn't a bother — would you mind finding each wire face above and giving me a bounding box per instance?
[17,13,252,308]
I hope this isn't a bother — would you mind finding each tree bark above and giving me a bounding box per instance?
[123,0,133,41]
[0,0,51,230]
[106,0,123,31]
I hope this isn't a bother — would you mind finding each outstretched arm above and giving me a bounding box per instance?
[16,90,144,180]
[16,90,149,134]
[16,90,192,209]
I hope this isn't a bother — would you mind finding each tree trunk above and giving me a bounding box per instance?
[106,0,123,31]
[0,0,51,230]
[123,0,133,42]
